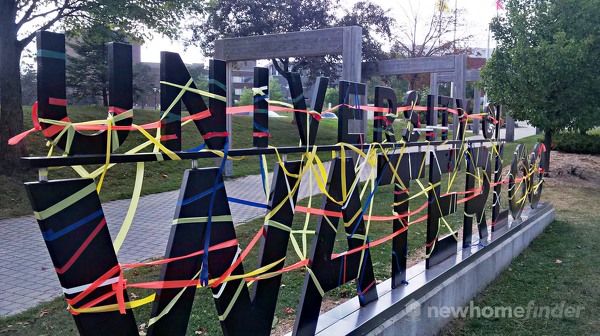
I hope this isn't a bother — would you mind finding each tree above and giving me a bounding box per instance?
[237,79,285,108]
[0,0,203,174]
[390,0,472,89]
[268,78,285,103]
[20,65,37,106]
[366,76,409,103]
[237,88,253,107]
[67,23,129,106]
[192,0,395,82]
[132,63,155,109]
[188,64,209,92]
[481,0,600,171]
[337,1,394,63]
[324,87,338,110]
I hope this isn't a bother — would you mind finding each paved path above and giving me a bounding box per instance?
[0,164,340,316]
[0,125,536,316]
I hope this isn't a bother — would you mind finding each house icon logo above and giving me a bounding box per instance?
[405,299,422,321]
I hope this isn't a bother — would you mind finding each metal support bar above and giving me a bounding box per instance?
[22,139,505,168]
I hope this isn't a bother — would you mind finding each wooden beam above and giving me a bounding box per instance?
[430,73,439,96]
[342,26,362,82]
[214,27,354,61]
[377,55,456,75]
[436,72,455,82]
[437,69,480,82]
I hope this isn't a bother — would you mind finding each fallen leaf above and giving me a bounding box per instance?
[39,309,49,318]
[555,259,562,264]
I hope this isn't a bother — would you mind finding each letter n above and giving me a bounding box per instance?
[160,54,227,150]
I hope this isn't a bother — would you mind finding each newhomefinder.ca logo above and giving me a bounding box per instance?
[427,300,584,319]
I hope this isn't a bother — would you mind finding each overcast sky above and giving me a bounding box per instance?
[140,0,501,64]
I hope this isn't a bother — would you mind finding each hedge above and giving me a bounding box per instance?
[554,132,600,154]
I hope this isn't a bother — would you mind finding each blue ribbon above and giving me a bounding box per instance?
[348,143,398,238]
[41,210,104,241]
[178,182,224,207]
[184,143,206,153]
[227,197,269,209]
[253,122,269,133]
[200,139,229,286]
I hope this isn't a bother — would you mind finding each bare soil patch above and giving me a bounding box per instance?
[547,151,600,189]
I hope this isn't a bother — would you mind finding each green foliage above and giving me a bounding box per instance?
[66,23,129,106]
[132,63,156,108]
[269,78,285,102]
[588,127,600,136]
[20,65,36,105]
[237,88,254,106]
[366,76,409,103]
[193,0,395,81]
[324,87,339,109]
[481,0,600,134]
[554,132,600,155]
[1,0,205,171]
[238,79,285,107]
[62,1,204,42]
[336,1,395,63]
[188,64,209,91]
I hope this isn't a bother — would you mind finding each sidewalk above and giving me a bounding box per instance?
[0,126,536,316]
[0,164,334,316]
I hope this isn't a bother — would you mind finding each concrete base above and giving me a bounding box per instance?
[309,202,555,336]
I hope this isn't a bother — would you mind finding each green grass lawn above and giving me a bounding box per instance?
[0,134,554,335]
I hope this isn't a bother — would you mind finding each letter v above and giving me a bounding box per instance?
[293,157,379,336]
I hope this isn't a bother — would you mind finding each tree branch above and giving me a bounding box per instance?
[271,58,290,80]
[16,1,38,27]
[17,5,83,51]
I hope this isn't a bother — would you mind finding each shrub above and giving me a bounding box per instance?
[554,132,600,154]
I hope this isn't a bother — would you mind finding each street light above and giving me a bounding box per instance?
[152,87,158,110]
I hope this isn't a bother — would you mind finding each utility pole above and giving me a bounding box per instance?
[453,0,457,52]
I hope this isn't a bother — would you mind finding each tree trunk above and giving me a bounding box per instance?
[0,1,26,175]
[102,86,108,106]
[543,129,552,172]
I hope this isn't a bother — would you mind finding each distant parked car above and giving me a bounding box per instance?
[321,112,338,119]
